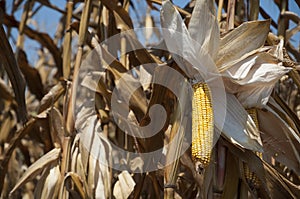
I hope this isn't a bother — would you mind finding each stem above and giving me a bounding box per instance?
[217,0,224,22]
[226,0,236,30]
[249,0,259,20]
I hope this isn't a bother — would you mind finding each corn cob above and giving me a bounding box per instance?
[191,82,214,167]
[244,108,262,188]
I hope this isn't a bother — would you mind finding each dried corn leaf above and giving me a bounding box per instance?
[69,135,88,197]
[129,157,144,173]
[264,161,300,198]
[76,32,148,120]
[101,0,133,31]
[0,78,14,102]
[10,148,61,195]
[17,50,44,100]
[3,14,62,75]
[113,170,135,199]
[222,152,239,198]
[223,140,269,195]
[113,71,148,121]
[94,45,148,121]
[188,0,219,59]
[228,138,299,198]
[0,112,15,143]
[236,86,274,109]
[64,172,86,199]
[38,82,65,113]
[160,0,199,78]
[0,117,39,193]
[148,0,191,17]
[49,107,64,148]
[81,71,111,102]
[215,93,263,151]
[227,55,289,85]
[164,80,190,189]
[258,107,300,175]
[223,52,291,107]
[75,102,111,198]
[125,30,161,68]
[217,20,271,71]
[0,25,27,122]
[34,164,61,199]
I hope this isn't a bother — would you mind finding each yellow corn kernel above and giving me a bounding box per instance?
[244,108,262,188]
[191,82,214,167]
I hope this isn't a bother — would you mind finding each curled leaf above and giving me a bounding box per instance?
[113,170,135,199]
[10,148,61,196]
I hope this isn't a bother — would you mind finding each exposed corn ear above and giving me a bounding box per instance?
[244,108,262,188]
[191,82,214,167]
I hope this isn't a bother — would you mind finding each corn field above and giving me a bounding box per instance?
[0,0,300,198]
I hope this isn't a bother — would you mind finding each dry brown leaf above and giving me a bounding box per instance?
[264,162,300,199]
[49,107,64,148]
[75,103,112,198]
[81,72,111,103]
[129,157,144,173]
[64,172,86,199]
[222,152,239,198]
[70,25,148,121]
[164,79,190,191]
[0,25,27,122]
[223,139,269,196]
[100,0,134,31]
[99,45,148,121]
[38,81,65,114]
[0,112,15,143]
[125,30,162,66]
[17,50,44,100]
[258,108,300,175]
[0,117,38,193]
[0,112,17,143]
[9,148,61,196]
[113,170,135,199]
[0,78,14,102]
[223,52,290,108]
[34,164,61,199]
[217,20,271,71]
[3,14,63,76]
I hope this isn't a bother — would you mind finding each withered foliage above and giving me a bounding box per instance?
[0,0,300,199]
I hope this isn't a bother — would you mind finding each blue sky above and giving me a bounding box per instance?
[6,0,300,65]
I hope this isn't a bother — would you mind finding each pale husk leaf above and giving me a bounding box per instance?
[215,93,263,151]
[160,0,200,78]
[35,165,61,199]
[216,20,271,71]
[113,170,136,199]
[188,0,219,59]
[75,101,112,198]
[223,52,291,107]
